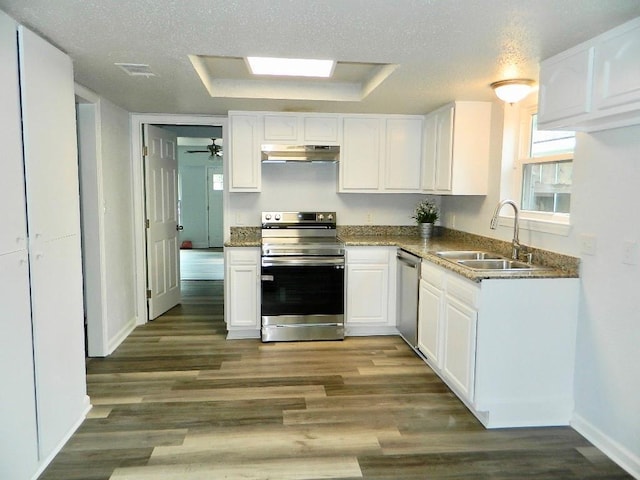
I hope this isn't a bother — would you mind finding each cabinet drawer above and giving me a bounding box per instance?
[446,275,479,308]
[347,247,390,264]
[226,248,259,265]
[421,261,445,287]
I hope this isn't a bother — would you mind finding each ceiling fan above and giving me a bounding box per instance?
[186,138,223,157]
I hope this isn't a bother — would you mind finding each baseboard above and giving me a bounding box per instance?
[345,326,399,337]
[572,413,640,479]
[106,316,137,356]
[30,395,92,480]
[226,329,260,340]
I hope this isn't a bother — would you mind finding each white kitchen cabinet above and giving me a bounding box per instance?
[224,247,261,338]
[422,101,491,195]
[228,112,261,191]
[538,17,640,131]
[339,115,423,193]
[441,276,478,402]
[262,113,340,144]
[416,260,579,428]
[1,15,89,479]
[417,263,445,369]
[345,246,397,335]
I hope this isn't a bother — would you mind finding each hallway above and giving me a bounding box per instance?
[38,281,630,479]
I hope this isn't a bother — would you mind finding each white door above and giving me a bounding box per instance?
[144,124,180,319]
[207,165,224,247]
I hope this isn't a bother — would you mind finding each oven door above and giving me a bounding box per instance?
[261,256,344,318]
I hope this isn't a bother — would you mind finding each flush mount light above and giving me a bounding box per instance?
[115,63,156,77]
[490,79,535,104]
[245,56,335,78]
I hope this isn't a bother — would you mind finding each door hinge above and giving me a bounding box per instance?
[145,219,150,228]
[146,289,152,299]
[143,145,148,156]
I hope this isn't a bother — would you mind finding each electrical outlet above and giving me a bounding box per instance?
[622,240,638,265]
[580,234,597,255]
[366,212,373,224]
[449,213,456,229]
[235,213,245,225]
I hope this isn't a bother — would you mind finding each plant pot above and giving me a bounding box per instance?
[419,223,434,239]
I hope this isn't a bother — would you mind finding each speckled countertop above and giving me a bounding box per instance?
[226,226,580,282]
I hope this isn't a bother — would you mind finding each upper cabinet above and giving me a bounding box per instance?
[538,17,640,132]
[339,115,423,193]
[422,101,491,195]
[228,112,261,192]
[263,113,340,144]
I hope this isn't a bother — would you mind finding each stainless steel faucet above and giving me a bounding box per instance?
[490,199,520,260]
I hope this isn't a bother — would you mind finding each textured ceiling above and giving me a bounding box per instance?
[2,0,640,115]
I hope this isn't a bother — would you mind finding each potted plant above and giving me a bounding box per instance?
[412,199,439,238]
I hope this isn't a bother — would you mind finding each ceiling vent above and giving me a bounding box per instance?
[115,63,156,77]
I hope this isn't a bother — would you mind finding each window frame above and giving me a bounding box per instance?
[509,102,573,235]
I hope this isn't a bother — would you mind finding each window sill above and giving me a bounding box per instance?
[496,215,572,237]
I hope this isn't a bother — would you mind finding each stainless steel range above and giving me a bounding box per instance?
[260,211,345,342]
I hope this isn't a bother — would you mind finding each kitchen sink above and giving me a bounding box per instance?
[436,250,504,260]
[456,259,539,270]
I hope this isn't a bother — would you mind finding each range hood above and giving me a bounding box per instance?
[261,144,340,163]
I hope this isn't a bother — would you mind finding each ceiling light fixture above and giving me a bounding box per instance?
[490,79,535,104]
[246,56,335,78]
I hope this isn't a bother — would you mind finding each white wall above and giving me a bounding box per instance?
[570,125,640,475]
[442,100,640,475]
[100,99,136,345]
[228,161,430,226]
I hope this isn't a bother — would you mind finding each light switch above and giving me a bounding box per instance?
[580,234,597,255]
[622,240,638,265]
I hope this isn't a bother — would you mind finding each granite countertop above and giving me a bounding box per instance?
[225,226,580,282]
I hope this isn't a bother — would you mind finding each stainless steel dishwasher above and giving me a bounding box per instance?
[396,248,421,350]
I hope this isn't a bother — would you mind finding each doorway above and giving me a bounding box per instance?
[131,114,229,324]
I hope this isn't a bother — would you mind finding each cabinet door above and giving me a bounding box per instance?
[434,106,454,192]
[538,47,594,124]
[0,251,39,480]
[229,114,261,191]
[384,117,423,191]
[442,294,477,402]
[263,114,299,142]
[303,115,339,143]
[592,21,640,111]
[340,117,382,191]
[225,248,260,330]
[346,263,389,325]
[418,278,442,368]
[0,12,27,256]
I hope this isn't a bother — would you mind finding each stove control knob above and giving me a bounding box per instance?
[327,214,334,221]
[318,213,324,221]
[274,213,281,221]
[265,213,272,221]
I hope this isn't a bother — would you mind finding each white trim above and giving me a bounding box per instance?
[106,316,137,356]
[130,113,228,325]
[572,413,640,479]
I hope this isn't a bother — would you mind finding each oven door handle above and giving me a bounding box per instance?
[261,256,345,267]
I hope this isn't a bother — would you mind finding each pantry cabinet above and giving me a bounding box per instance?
[417,260,579,428]
[0,13,88,479]
[422,101,491,195]
[339,115,423,192]
[538,16,640,131]
[345,247,397,335]
[224,247,261,338]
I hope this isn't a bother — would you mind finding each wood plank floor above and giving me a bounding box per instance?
[39,280,631,480]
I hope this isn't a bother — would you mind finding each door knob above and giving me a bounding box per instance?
[176,225,184,231]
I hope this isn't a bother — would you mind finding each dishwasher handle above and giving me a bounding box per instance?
[396,249,421,268]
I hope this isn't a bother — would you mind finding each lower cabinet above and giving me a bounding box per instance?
[345,246,397,335]
[224,247,261,338]
[418,261,579,428]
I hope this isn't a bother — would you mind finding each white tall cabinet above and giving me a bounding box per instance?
[0,12,89,480]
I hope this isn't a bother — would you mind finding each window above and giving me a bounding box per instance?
[516,108,575,224]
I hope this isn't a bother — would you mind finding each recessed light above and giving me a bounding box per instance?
[245,57,335,78]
